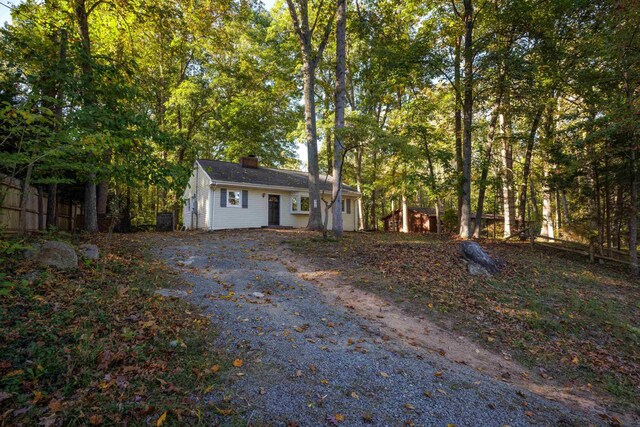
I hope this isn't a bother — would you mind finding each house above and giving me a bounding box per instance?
[182,156,361,231]
[382,207,504,233]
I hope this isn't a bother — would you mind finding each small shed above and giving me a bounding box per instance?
[382,207,505,233]
[382,207,440,233]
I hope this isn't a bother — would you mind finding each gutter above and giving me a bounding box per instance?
[209,180,362,197]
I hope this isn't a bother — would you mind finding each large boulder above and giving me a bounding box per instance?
[34,241,78,270]
[459,241,501,276]
[78,244,100,260]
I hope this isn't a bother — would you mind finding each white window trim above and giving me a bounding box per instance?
[227,190,242,208]
[290,192,310,214]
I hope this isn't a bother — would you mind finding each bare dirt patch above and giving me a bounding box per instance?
[283,230,639,424]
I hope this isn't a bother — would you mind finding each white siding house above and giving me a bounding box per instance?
[182,157,361,231]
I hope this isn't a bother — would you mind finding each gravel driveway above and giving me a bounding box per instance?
[154,230,600,427]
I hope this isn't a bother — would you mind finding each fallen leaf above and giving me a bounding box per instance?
[232,359,243,368]
[155,412,167,426]
[404,403,415,410]
[334,413,345,422]
[434,371,443,378]
[32,390,44,403]
[48,399,62,413]
[380,371,389,378]
[90,414,104,425]
[211,364,220,373]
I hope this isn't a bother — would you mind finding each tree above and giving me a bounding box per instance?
[285,0,336,230]
[458,0,474,239]
[332,0,346,237]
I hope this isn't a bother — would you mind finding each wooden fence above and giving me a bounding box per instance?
[0,176,81,234]
[534,234,633,266]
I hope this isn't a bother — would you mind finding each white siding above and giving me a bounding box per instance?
[182,162,359,231]
[211,188,358,231]
[182,163,212,230]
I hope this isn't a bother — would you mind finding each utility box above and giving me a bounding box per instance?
[156,212,174,232]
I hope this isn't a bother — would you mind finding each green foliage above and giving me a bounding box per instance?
[440,209,458,233]
[0,235,226,425]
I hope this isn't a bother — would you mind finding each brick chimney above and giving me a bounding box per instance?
[240,155,259,169]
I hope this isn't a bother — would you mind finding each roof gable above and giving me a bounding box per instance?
[196,159,359,193]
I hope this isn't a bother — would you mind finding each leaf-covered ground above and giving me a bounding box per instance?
[288,231,640,412]
[0,234,227,426]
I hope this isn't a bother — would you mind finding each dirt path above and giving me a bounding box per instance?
[153,230,603,427]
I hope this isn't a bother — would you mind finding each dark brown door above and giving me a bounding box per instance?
[268,195,280,226]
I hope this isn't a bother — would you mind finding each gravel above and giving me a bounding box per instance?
[154,231,600,427]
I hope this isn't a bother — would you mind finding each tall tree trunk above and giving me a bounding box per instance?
[459,1,473,239]
[500,92,515,238]
[37,186,45,230]
[614,184,623,249]
[401,193,409,233]
[286,0,334,231]
[518,106,544,230]
[371,150,378,230]
[332,0,346,237]
[424,139,441,233]
[74,0,98,232]
[97,180,108,215]
[454,35,463,226]
[541,168,555,238]
[46,183,57,229]
[473,85,503,238]
[302,60,323,229]
[356,146,365,230]
[562,190,571,226]
[555,190,562,230]
[530,178,539,224]
[604,159,612,255]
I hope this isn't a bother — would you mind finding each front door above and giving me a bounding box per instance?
[268,195,280,226]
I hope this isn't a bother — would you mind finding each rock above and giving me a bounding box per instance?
[252,292,265,298]
[35,241,78,270]
[459,241,501,275]
[78,244,100,260]
[23,243,42,260]
[467,262,491,276]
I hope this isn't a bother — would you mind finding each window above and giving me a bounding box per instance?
[227,190,241,207]
[300,196,310,211]
[191,195,197,212]
[291,193,310,213]
[341,198,351,214]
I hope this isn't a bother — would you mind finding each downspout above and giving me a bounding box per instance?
[194,163,199,230]
[209,183,217,230]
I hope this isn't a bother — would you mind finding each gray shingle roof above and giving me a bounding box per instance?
[196,159,359,194]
